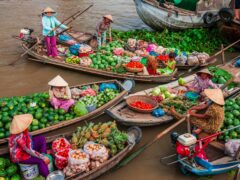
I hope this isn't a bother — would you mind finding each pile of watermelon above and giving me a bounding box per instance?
[0,93,78,139]
[219,96,240,141]
[0,157,21,179]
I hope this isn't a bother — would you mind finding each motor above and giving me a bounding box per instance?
[171,132,208,160]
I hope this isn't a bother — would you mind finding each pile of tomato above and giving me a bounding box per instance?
[52,138,71,169]
[126,61,144,68]
[130,101,153,110]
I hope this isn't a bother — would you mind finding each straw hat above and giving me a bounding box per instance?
[43,7,56,14]
[196,69,213,78]
[10,114,33,134]
[204,89,224,106]
[48,75,68,87]
[103,15,113,22]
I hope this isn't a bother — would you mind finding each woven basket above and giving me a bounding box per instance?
[126,95,158,113]
[126,66,143,73]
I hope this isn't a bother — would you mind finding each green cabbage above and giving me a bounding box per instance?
[74,101,88,117]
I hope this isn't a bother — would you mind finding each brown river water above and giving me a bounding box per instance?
[0,0,238,179]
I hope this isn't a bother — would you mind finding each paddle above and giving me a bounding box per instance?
[114,116,187,169]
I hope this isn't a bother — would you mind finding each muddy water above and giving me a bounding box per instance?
[0,0,236,179]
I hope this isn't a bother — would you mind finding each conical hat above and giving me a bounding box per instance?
[204,89,224,105]
[103,15,113,22]
[196,69,213,78]
[43,7,56,13]
[48,75,68,87]
[10,114,33,134]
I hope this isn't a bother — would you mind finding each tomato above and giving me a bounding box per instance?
[130,101,153,110]
[126,61,144,68]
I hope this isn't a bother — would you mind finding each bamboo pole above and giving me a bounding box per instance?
[221,44,225,65]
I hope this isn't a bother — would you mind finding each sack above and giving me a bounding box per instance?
[68,149,90,165]
[74,101,88,116]
[83,142,109,162]
[52,138,71,154]
[55,149,69,170]
[225,139,240,157]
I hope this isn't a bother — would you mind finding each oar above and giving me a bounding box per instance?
[114,116,187,169]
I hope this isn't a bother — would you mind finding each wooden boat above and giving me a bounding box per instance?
[0,80,129,145]
[0,126,141,180]
[106,57,240,127]
[57,30,93,46]
[22,42,178,83]
[133,0,230,30]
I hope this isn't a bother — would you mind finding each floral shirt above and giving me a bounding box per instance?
[190,76,218,93]
[9,130,44,163]
[96,20,111,33]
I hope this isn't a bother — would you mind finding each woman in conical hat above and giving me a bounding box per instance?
[188,88,225,134]
[186,69,218,94]
[96,14,113,49]
[48,75,75,112]
[42,7,68,58]
[9,114,50,177]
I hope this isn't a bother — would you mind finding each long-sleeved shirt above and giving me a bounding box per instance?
[42,15,67,36]
[9,130,45,162]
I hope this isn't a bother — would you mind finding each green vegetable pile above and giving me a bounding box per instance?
[208,66,237,89]
[71,121,128,156]
[0,93,77,139]
[0,157,21,180]
[219,96,240,141]
[161,97,198,114]
[65,56,81,64]
[112,28,226,54]
[96,88,119,107]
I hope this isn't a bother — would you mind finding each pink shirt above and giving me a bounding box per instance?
[190,76,218,93]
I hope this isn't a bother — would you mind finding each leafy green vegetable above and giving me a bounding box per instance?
[112,28,228,54]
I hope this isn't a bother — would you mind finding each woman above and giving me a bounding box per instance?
[163,52,176,70]
[48,75,74,112]
[188,89,225,134]
[9,114,50,177]
[186,69,218,95]
[42,7,68,58]
[147,56,158,75]
[96,15,113,49]
[231,0,240,20]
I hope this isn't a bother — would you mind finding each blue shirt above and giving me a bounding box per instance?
[42,15,67,36]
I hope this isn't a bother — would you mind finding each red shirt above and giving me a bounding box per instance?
[9,130,44,162]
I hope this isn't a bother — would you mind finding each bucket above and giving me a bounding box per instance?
[86,104,96,113]
[46,170,64,180]
[19,164,39,180]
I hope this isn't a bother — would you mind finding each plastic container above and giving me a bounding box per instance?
[19,164,39,180]
[46,170,65,180]
[86,104,97,113]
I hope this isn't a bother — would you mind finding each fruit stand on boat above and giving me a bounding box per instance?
[0,121,141,179]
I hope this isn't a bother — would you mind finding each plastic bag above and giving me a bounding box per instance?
[80,88,97,97]
[74,101,88,116]
[225,139,240,157]
[69,44,81,56]
[187,55,199,66]
[63,149,90,176]
[176,54,187,65]
[83,142,109,162]
[55,149,69,170]
[71,88,81,99]
[99,83,117,92]
[52,138,71,154]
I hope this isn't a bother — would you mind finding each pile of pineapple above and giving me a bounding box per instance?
[71,121,128,155]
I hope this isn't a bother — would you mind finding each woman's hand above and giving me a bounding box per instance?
[43,156,50,165]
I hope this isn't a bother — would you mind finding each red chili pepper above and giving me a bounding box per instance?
[126,61,144,68]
